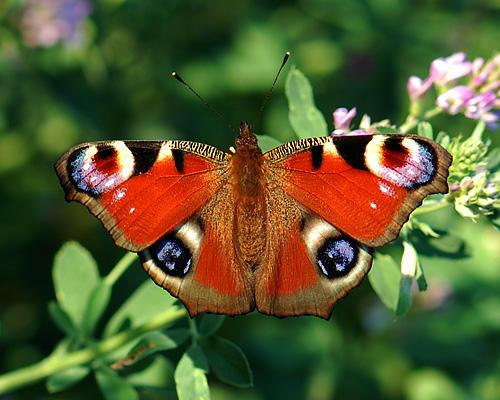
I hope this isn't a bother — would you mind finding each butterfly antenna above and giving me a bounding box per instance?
[258,51,291,116]
[171,72,234,132]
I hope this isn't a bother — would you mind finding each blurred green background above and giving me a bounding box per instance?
[0,0,499,399]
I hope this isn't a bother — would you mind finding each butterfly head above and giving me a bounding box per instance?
[235,121,259,149]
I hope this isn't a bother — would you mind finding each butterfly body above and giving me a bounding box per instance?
[231,123,267,269]
[56,123,451,318]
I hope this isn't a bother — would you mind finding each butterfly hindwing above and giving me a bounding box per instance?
[256,189,373,318]
[265,134,451,247]
[55,140,230,251]
[139,184,254,316]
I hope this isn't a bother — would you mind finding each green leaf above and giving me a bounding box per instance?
[174,345,210,400]
[396,275,413,316]
[198,314,225,336]
[405,369,466,400]
[376,126,400,134]
[48,301,78,337]
[81,282,112,337]
[415,261,428,292]
[104,280,176,337]
[126,355,175,389]
[53,242,100,328]
[436,131,450,148]
[204,337,253,388]
[285,67,328,139]
[256,134,282,152]
[417,122,433,139]
[116,330,189,368]
[95,367,139,400]
[486,147,500,171]
[46,366,90,393]
[368,254,401,312]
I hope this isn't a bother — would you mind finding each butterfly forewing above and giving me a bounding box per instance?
[55,140,230,251]
[264,134,451,247]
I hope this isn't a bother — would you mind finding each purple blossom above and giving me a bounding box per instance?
[472,55,500,88]
[482,110,500,130]
[436,85,475,114]
[346,129,370,136]
[407,75,434,100]
[333,107,357,131]
[21,0,91,48]
[430,52,473,86]
[464,91,496,119]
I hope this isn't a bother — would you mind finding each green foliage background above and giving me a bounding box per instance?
[0,0,499,399]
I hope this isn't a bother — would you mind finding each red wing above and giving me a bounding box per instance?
[140,185,254,317]
[55,140,230,251]
[265,134,451,247]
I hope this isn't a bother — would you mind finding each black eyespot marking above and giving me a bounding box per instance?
[310,146,323,170]
[150,235,192,277]
[333,135,371,171]
[316,237,358,279]
[383,136,405,152]
[130,145,159,175]
[94,146,116,161]
[172,149,185,173]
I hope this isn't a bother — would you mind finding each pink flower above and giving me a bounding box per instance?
[332,107,357,131]
[436,85,474,114]
[430,52,473,86]
[21,0,91,48]
[472,55,500,88]
[465,91,496,119]
[482,111,499,130]
[407,75,434,100]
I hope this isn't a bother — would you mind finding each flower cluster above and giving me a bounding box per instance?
[452,167,499,222]
[439,132,499,224]
[407,52,499,129]
[20,0,91,48]
[331,107,391,135]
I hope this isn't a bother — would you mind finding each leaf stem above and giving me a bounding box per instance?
[188,317,199,343]
[104,252,137,287]
[0,307,187,395]
[411,200,449,216]
[400,107,442,133]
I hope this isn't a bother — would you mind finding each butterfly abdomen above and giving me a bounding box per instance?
[231,132,268,268]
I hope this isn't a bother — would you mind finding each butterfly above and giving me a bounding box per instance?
[55,122,451,319]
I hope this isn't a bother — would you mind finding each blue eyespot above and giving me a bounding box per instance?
[316,238,357,279]
[150,235,192,277]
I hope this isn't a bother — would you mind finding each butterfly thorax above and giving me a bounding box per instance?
[231,122,267,268]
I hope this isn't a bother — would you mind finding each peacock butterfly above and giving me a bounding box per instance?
[55,121,451,318]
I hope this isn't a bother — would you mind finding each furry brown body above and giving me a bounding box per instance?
[231,122,267,269]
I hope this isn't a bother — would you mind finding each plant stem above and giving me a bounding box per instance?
[411,200,449,216]
[0,307,187,395]
[400,107,442,133]
[188,317,200,344]
[104,252,137,287]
